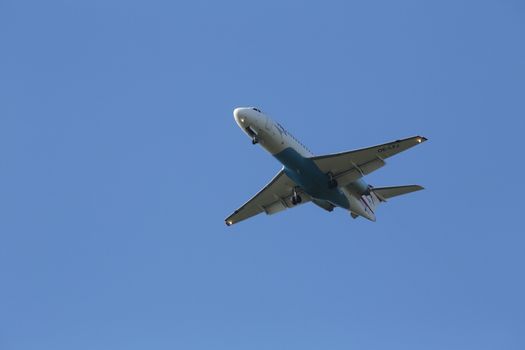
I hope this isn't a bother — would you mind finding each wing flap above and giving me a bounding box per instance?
[333,157,386,187]
[263,199,288,215]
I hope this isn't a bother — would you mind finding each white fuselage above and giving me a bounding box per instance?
[233,107,376,221]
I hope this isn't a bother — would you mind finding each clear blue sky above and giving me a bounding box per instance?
[1,1,524,349]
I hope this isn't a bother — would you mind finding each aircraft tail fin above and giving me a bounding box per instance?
[372,185,424,201]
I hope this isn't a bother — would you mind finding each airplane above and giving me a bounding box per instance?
[225,107,427,226]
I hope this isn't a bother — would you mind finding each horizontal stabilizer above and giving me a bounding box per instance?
[373,185,424,201]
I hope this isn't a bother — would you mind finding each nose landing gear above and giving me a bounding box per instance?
[252,136,259,145]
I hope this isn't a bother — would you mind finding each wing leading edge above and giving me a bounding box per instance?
[225,169,309,226]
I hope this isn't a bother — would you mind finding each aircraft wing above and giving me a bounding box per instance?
[225,169,309,226]
[311,136,427,187]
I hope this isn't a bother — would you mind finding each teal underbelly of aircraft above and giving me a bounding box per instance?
[273,147,350,209]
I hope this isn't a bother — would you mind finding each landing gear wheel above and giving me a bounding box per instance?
[291,194,302,205]
[291,188,302,206]
[327,172,338,188]
[252,137,259,145]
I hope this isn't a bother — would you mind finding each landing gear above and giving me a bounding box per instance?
[327,173,338,188]
[291,195,302,205]
[252,137,259,145]
[291,188,302,205]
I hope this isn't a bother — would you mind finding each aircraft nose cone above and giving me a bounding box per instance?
[233,107,242,122]
[233,107,248,126]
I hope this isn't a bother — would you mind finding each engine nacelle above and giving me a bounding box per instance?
[346,179,371,195]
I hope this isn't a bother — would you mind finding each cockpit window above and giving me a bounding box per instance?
[252,108,261,113]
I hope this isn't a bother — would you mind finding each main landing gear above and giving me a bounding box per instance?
[328,172,338,189]
[291,189,302,206]
[252,136,259,145]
